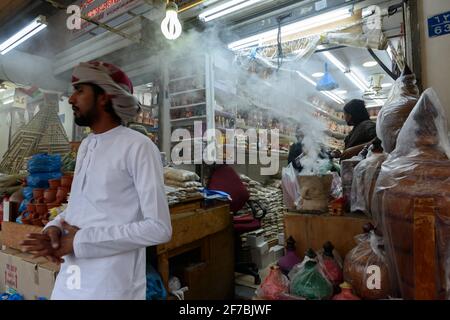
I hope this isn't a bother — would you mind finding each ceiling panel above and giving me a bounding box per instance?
[0,0,34,29]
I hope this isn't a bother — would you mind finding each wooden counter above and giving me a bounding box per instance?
[157,202,234,300]
[284,212,373,258]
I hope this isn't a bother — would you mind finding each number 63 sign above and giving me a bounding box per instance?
[428,11,450,38]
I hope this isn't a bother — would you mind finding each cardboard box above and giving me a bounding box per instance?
[0,249,59,300]
[0,221,43,251]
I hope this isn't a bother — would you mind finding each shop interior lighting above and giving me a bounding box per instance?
[381,83,393,88]
[363,61,378,68]
[312,72,324,78]
[0,16,47,55]
[335,90,347,95]
[323,51,369,92]
[199,0,265,22]
[228,6,353,50]
[161,2,182,40]
[2,97,14,105]
[296,71,344,105]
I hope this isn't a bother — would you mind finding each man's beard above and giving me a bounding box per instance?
[74,104,100,127]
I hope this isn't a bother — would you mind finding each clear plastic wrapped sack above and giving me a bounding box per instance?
[290,249,333,300]
[256,266,290,300]
[376,66,420,153]
[317,241,343,292]
[372,88,450,299]
[163,167,200,182]
[343,226,391,300]
[330,172,343,199]
[278,236,301,275]
[351,140,387,216]
[281,163,301,210]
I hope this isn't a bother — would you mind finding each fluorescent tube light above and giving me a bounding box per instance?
[345,71,369,91]
[323,51,369,92]
[2,97,14,105]
[363,61,378,68]
[312,72,324,78]
[322,51,347,72]
[200,0,265,22]
[228,6,353,50]
[0,16,47,55]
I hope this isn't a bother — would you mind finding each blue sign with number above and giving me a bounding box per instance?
[428,11,450,38]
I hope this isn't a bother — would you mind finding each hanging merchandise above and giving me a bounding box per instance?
[332,282,361,300]
[317,241,343,293]
[372,88,450,300]
[256,265,290,300]
[343,225,391,300]
[316,63,339,91]
[277,236,301,275]
[376,66,420,153]
[281,163,301,210]
[290,249,333,300]
[351,139,387,216]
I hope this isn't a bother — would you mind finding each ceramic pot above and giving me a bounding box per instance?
[48,179,61,189]
[61,175,73,192]
[332,282,361,300]
[44,189,57,204]
[26,203,36,215]
[33,188,45,202]
[35,204,48,217]
[56,187,68,203]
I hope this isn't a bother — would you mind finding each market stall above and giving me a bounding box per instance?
[0,0,448,302]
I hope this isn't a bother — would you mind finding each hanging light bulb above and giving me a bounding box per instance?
[161,2,182,40]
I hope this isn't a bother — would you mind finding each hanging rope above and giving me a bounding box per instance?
[276,13,292,70]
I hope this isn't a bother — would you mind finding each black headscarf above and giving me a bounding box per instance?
[344,99,370,126]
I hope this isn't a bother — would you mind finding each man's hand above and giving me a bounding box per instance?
[53,221,80,259]
[20,226,63,263]
[20,221,80,264]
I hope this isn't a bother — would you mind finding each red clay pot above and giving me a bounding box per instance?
[33,188,45,202]
[35,204,48,217]
[44,189,57,204]
[48,179,61,189]
[56,187,68,203]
